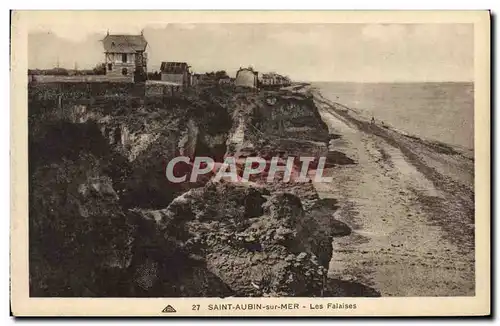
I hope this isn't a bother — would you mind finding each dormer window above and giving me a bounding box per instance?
[111,41,115,46]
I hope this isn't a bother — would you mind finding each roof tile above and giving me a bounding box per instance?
[102,34,147,53]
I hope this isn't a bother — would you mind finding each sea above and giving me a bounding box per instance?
[314,82,474,150]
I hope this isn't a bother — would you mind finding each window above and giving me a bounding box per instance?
[122,53,127,63]
[107,63,112,71]
[122,68,128,76]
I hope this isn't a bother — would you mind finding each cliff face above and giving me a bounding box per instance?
[28,85,359,297]
[29,121,135,296]
[156,182,332,296]
[222,90,330,156]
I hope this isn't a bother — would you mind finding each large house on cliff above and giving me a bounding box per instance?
[102,32,148,82]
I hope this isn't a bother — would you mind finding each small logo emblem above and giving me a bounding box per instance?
[162,305,177,313]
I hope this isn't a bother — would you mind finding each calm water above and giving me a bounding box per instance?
[314,82,474,149]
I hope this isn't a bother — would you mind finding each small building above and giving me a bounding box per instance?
[196,74,218,86]
[160,62,191,87]
[102,32,148,82]
[259,72,292,87]
[260,73,275,86]
[191,73,202,86]
[235,67,258,88]
[218,76,232,85]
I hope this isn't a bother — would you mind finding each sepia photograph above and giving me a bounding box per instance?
[10,10,490,316]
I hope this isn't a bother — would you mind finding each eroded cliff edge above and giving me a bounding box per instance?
[28,83,379,297]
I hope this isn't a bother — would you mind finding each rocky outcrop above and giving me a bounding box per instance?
[28,119,234,297]
[28,84,361,298]
[29,121,135,296]
[152,182,337,296]
[57,93,233,209]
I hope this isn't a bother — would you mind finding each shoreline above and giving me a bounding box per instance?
[308,86,475,296]
[311,87,474,192]
[311,85,473,155]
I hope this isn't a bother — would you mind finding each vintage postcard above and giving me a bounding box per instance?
[10,10,490,316]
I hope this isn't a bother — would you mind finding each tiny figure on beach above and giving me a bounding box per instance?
[371,116,375,124]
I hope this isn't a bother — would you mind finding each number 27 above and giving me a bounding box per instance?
[192,304,200,311]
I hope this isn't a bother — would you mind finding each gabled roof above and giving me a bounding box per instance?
[160,62,190,74]
[102,34,147,53]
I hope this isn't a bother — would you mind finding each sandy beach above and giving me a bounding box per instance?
[311,89,475,296]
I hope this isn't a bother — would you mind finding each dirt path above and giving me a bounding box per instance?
[313,103,475,297]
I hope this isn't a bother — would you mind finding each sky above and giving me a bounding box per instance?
[28,20,474,82]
